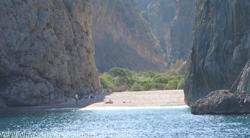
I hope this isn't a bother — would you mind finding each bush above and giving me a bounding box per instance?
[99,73,114,90]
[177,78,185,89]
[140,71,156,78]
[110,67,132,77]
[165,79,179,90]
[137,80,154,91]
[153,73,170,83]
[113,77,134,87]
[152,83,166,90]
[131,82,143,91]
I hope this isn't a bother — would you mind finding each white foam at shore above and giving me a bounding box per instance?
[79,105,189,111]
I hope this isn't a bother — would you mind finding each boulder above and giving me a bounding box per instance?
[191,90,250,114]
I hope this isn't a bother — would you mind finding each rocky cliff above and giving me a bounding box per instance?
[91,0,166,72]
[185,0,250,114]
[135,0,195,66]
[0,0,99,107]
[92,0,195,72]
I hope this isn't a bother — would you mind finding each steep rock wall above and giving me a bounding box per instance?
[91,0,166,72]
[0,0,99,107]
[135,0,195,66]
[185,0,250,105]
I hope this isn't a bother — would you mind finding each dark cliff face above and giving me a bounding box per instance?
[135,0,195,66]
[0,0,99,107]
[91,0,166,72]
[185,0,250,105]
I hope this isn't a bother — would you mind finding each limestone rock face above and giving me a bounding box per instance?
[191,90,250,114]
[185,0,250,105]
[135,0,195,66]
[92,0,195,72]
[0,0,99,107]
[91,0,166,72]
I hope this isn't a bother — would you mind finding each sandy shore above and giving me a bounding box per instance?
[85,90,186,109]
[2,90,186,111]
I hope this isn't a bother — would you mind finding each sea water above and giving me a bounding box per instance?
[0,107,250,138]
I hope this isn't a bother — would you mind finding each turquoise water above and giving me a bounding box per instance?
[1,107,250,138]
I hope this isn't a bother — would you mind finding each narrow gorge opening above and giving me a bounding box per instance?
[86,0,195,108]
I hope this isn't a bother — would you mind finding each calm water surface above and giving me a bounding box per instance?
[0,107,250,138]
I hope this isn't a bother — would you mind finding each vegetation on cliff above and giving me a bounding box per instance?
[99,67,184,92]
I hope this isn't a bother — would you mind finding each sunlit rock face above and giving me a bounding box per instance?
[92,0,195,72]
[0,0,100,107]
[92,0,167,72]
[185,0,250,107]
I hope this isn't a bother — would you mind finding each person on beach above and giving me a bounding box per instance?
[88,95,94,99]
[75,93,79,104]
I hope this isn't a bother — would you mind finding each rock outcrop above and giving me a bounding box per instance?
[234,62,250,93]
[91,0,166,72]
[0,0,99,107]
[191,90,250,114]
[185,0,250,114]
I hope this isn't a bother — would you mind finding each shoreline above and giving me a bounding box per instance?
[1,105,189,113]
[81,105,189,111]
[1,90,186,112]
